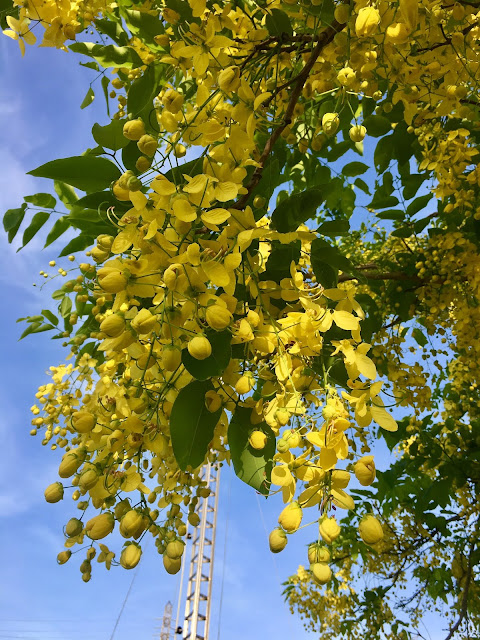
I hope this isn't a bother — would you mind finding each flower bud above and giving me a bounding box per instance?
[269,528,288,553]
[322,112,340,136]
[354,455,376,486]
[97,267,128,294]
[120,509,146,538]
[71,410,96,434]
[136,155,152,173]
[45,482,64,503]
[235,373,255,395]
[334,3,349,23]
[248,430,267,450]
[278,501,302,533]
[163,554,181,574]
[319,517,341,544]
[113,182,131,202]
[187,336,212,360]
[355,6,381,37]
[349,124,366,142]
[359,515,384,545]
[166,540,185,559]
[205,304,232,331]
[58,448,86,478]
[120,543,142,569]
[123,119,146,141]
[131,308,157,335]
[78,466,99,490]
[161,345,182,371]
[57,550,71,564]
[308,543,331,564]
[218,66,241,93]
[311,562,332,585]
[85,512,115,540]
[137,134,158,157]
[65,517,83,537]
[100,314,125,338]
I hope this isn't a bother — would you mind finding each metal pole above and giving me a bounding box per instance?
[179,463,220,640]
[160,601,173,640]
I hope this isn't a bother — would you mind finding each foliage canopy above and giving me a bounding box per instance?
[2,0,480,636]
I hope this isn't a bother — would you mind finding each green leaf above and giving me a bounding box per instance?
[228,406,275,496]
[307,0,335,23]
[59,296,72,318]
[3,204,27,242]
[69,42,143,69]
[67,206,114,235]
[311,259,337,288]
[170,380,221,470]
[412,327,427,347]
[92,120,129,151]
[391,227,413,238]
[265,9,293,36]
[124,9,164,42]
[121,140,143,173]
[80,61,99,71]
[80,87,95,110]
[29,156,121,192]
[19,211,50,250]
[374,136,393,173]
[376,209,405,220]
[19,322,55,340]
[402,173,427,200]
[363,115,391,137]
[318,219,350,236]
[311,237,353,287]
[182,331,231,380]
[368,193,399,210]
[264,240,301,280]
[101,76,110,117]
[54,181,78,209]
[42,309,59,326]
[127,65,157,116]
[342,162,369,177]
[164,156,205,184]
[271,187,324,232]
[95,18,129,45]
[406,193,433,217]
[44,216,71,248]
[164,0,194,21]
[354,178,371,195]
[59,235,94,257]
[24,193,57,208]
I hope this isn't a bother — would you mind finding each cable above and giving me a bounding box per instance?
[108,542,148,640]
[216,467,232,640]
[255,493,297,638]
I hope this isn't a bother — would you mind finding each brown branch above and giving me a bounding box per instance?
[338,269,423,283]
[232,20,344,210]
[444,539,476,640]
[416,20,478,53]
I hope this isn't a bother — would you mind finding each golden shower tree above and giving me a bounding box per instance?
[2,0,480,636]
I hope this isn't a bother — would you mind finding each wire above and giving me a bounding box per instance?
[255,493,298,638]
[216,467,232,640]
[108,542,148,640]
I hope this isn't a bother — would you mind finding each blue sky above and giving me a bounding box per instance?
[0,35,316,640]
[0,33,452,640]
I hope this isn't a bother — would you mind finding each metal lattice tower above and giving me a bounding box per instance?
[174,463,220,640]
[160,601,173,640]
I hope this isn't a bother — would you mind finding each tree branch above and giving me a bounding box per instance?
[232,20,343,210]
[444,538,476,640]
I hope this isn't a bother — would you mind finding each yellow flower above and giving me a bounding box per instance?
[3,14,36,56]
